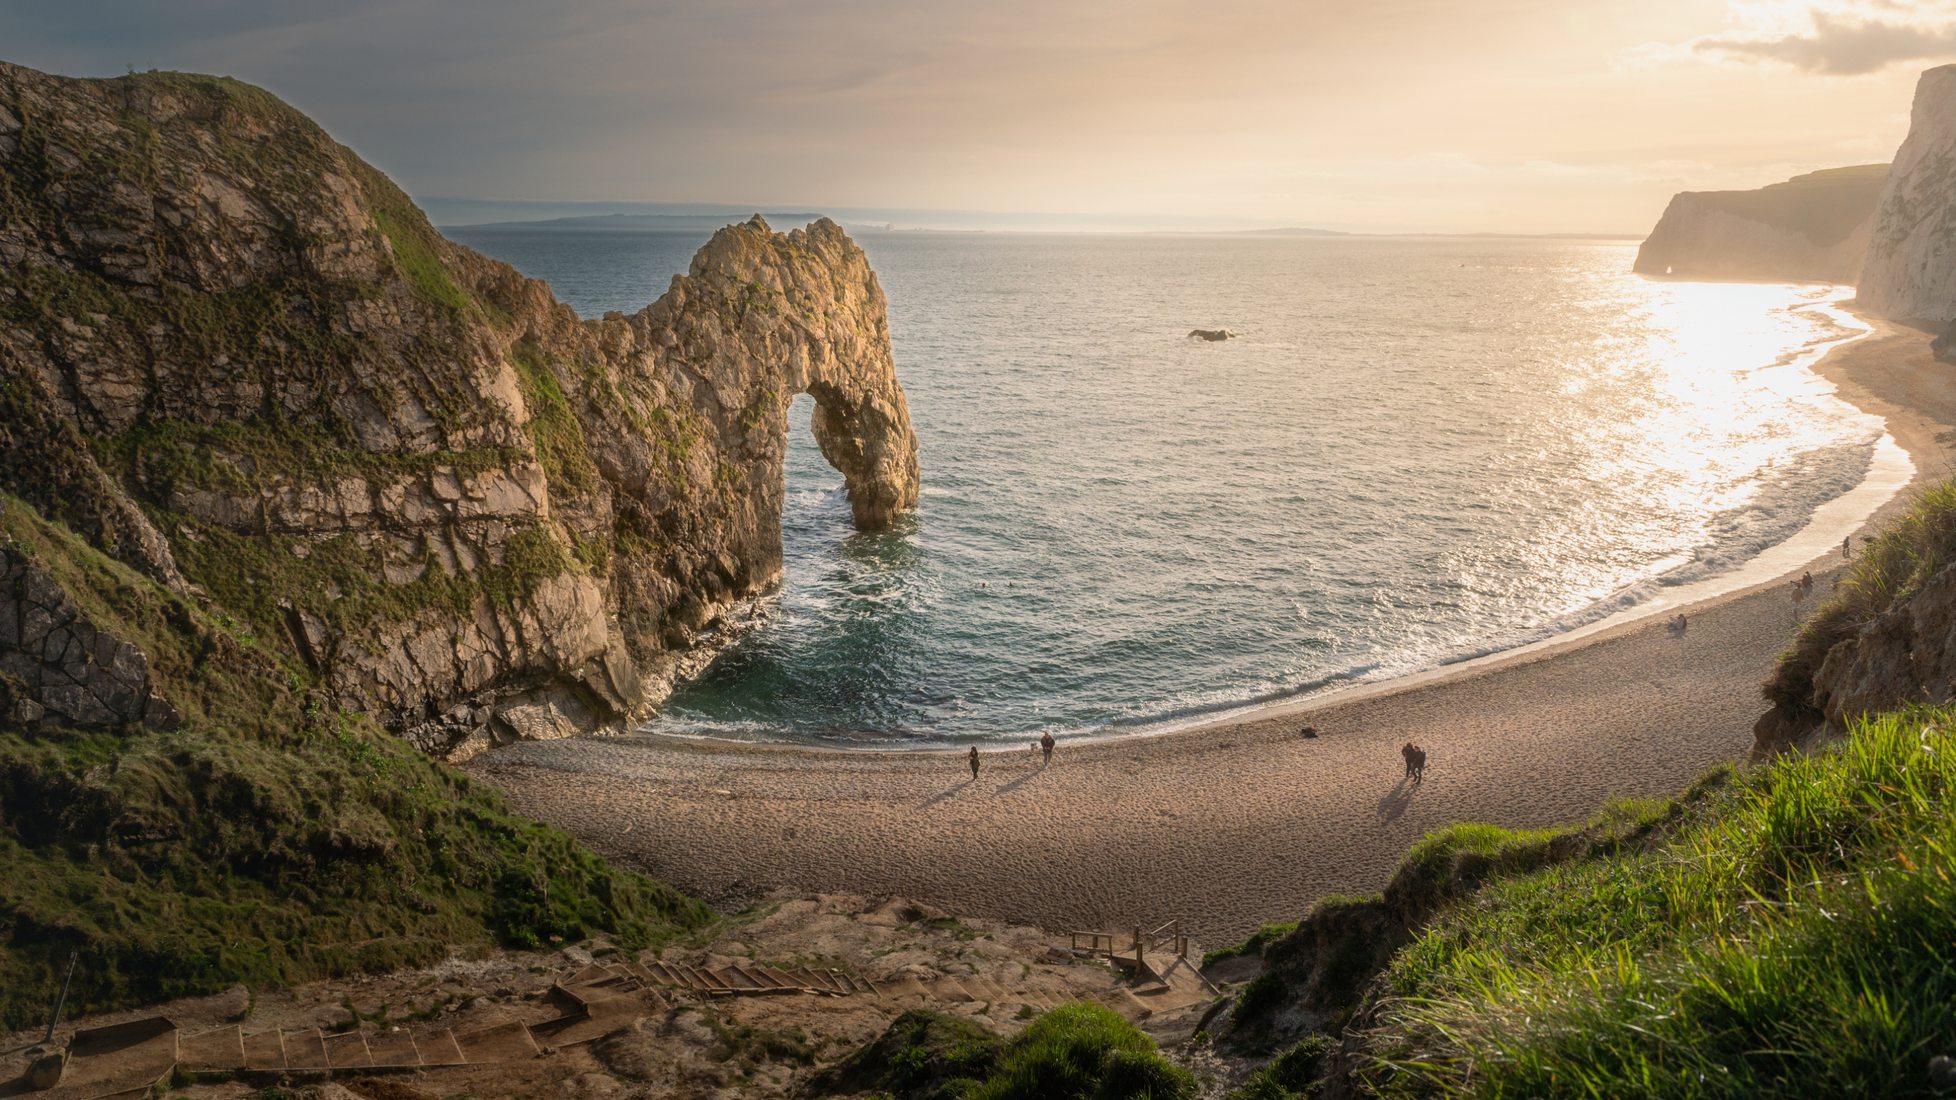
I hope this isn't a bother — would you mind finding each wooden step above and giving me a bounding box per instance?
[367,1029,420,1067]
[455,1020,539,1063]
[322,1030,373,1069]
[755,965,803,990]
[565,962,616,986]
[178,1025,245,1073]
[876,976,928,998]
[282,1029,329,1070]
[691,964,738,993]
[788,968,846,994]
[621,960,660,985]
[930,979,978,1003]
[241,1029,286,1071]
[726,963,772,989]
[530,992,644,1049]
[414,1027,466,1066]
[707,966,760,990]
[962,974,1009,1002]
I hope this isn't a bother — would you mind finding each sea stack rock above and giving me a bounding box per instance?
[0,61,918,757]
[1859,64,1956,324]
[1632,165,1887,283]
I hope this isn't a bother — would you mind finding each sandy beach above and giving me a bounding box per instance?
[470,315,1956,945]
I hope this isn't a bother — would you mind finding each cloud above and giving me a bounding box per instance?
[1695,5,1956,74]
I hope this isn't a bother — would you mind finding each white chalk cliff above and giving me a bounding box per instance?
[1859,65,1956,323]
[1633,166,1886,284]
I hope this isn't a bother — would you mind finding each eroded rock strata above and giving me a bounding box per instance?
[0,61,918,758]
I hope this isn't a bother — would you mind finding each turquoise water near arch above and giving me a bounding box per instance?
[448,225,1880,745]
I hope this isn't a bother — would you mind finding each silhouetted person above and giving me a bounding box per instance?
[1401,741,1417,779]
[1843,535,1852,560]
[1801,571,1814,596]
[1410,746,1427,783]
[1040,730,1055,764]
[968,746,980,781]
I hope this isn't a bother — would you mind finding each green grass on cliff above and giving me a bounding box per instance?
[1352,708,1956,1098]
[1769,479,1956,713]
[0,496,709,1029]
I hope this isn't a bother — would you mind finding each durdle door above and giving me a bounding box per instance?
[0,62,918,760]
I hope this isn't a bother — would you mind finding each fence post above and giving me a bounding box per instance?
[44,951,77,1044]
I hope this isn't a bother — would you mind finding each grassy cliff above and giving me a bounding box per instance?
[1214,705,1956,1098]
[0,492,710,1029]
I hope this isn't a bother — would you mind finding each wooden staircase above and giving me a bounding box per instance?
[36,961,667,1098]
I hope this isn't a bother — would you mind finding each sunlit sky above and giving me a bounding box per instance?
[3,0,1952,233]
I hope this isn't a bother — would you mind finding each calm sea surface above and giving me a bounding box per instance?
[447,224,1881,745]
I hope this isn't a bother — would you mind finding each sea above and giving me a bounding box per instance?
[446,223,1887,746]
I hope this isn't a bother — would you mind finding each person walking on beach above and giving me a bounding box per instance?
[1410,745,1427,783]
[1801,571,1814,597]
[1401,741,1417,779]
[1843,535,1852,560]
[968,745,980,781]
[1040,730,1055,765]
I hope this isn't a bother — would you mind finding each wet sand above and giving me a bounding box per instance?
[471,317,1956,944]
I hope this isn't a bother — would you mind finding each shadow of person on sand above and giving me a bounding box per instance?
[920,779,971,809]
[1377,778,1417,824]
[995,768,1043,796]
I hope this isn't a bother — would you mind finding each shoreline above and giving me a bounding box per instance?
[469,310,1956,940]
[644,291,1907,753]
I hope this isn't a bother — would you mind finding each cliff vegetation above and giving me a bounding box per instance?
[0,491,709,1030]
[0,60,924,1031]
[1206,705,1955,1098]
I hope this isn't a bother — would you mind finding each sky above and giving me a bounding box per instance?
[2,0,1952,233]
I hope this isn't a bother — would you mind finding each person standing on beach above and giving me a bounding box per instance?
[968,745,980,781]
[1843,535,1852,560]
[1040,730,1055,765]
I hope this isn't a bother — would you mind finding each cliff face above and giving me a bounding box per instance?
[0,62,918,758]
[1858,65,1956,323]
[1632,165,1887,283]
[1756,482,1956,754]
